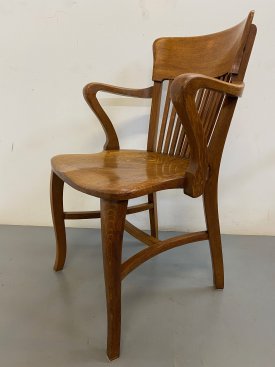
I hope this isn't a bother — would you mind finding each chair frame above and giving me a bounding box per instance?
[51,13,256,360]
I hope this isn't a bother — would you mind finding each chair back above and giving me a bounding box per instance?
[147,11,256,165]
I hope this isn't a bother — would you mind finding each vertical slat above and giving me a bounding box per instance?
[150,73,235,159]
[196,89,205,110]
[205,74,231,144]
[157,81,172,153]
[179,88,205,157]
[182,87,213,158]
[169,117,182,155]
[202,91,215,125]
[163,107,177,154]
[179,74,229,157]
[181,137,190,158]
[204,92,224,143]
[147,82,162,152]
[175,125,186,156]
[199,89,212,122]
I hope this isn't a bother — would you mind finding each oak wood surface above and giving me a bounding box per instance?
[148,192,158,238]
[50,172,66,271]
[51,150,188,200]
[170,73,244,198]
[83,84,153,150]
[100,199,128,360]
[50,11,256,360]
[64,203,154,220]
[121,231,209,280]
[124,220,159,247]
[152,12,253,81]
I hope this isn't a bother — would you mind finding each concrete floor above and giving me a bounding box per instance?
[0,225,274,367]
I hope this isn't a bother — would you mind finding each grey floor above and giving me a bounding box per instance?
[0,225,274,367]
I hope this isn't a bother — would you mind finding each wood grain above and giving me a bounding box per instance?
[152,13,253,81]
[83,83,153,150]
[100,199,128,360]
[51,150,188,200]
[121,231,208,279]
[50,12,256,360]
[148,192,158,238]
[50,171,66,271]
[63,203,154,220]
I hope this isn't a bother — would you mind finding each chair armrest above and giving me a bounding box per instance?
[171,73,244,198]
[83,83,153,150]
[172,73,244,98]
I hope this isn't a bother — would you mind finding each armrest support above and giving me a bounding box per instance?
[171,73,244,197]
[83,83,153,150]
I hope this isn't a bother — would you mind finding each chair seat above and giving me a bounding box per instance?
[51,150,189,200]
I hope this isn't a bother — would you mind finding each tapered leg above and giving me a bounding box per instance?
[50,171,67,271]
[100,199,128,360]
[148,192,158,239]
[203,176,224,289]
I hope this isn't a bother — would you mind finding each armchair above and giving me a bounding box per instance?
[51,12,256,360]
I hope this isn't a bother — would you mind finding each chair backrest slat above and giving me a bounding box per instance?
[156,80,172,153]
[175,125,185,156]
[169,117,182,155]
[163,106,177,154]
[147,81,162,152]
[147,12,256,164]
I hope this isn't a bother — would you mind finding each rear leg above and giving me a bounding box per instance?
[148,192,158,239]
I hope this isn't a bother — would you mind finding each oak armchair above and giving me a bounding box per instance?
[50,12,256,360]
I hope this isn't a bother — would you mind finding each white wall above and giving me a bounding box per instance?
[0,0,274,235]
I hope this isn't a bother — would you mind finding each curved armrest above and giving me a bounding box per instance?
[173,73,244,98]
[83,83,153,150]
[171,73,244,197]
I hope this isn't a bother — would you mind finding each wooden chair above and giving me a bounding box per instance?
[50,12,256,360]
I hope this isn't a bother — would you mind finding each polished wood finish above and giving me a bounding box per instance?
[50,12,256,360]
[152,13,252,81]
[124,220,159,247]
[50,171,66,271]
[171,73,244,198]
[83,84,153,150]
[121,230,208,280]
[64,203,154,220]
[148,192,158,238]
[147,82,162,151]
[100,199,127,360]
[51,150,188,200]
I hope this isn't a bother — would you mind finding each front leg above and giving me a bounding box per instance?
[50,171,66,271]
[100,199,128,360]
[203,173,224,289]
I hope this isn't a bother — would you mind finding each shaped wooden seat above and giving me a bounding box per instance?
[51,150,189,200]
[50,12,256,361]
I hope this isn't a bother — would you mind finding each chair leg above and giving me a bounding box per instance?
[100,198,128,361]
[50,171,67,272]
[148,192,158,239]
[203,176,224,289]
